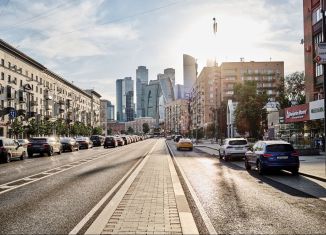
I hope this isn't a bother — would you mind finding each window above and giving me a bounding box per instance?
[312,7,322,25]
[8,62,11,68]
[315,62,323,77]
[314,32,323,52]
[40,88,42,94]
[1,59,4,66]
[8,75,11,82]
[20,80,22,87]
[1,72,4,80]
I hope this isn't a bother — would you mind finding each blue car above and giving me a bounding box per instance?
[245,140,300,175]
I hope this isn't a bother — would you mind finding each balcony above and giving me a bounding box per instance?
[59,104,65,113]
[30,100,38,106]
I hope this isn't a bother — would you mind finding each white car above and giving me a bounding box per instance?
[219,138,248,161]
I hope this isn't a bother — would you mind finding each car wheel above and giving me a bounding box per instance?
[20,151,26,160]
[28,152,33,158]
[48,148,53,157]
[58,147,62,155]
[291,168,299,175]
[257,161,264,175]
[5,153,11,163]
[86,144,89,149]
[189,148,193,151]
[70,146,74,152]
[218,150,223,159]
[245,159,251,171]
[224,152,229,161]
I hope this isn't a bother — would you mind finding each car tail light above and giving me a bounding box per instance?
[291,151,300,157]
[0,146,5,151]
[43,144,49,148]
[263,153,273,157]
[27,143,32,147]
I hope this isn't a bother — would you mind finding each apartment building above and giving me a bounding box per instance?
[165,99,190,136]
[303,0,324,101]
[124,117,156,134]
[220,61,284,102]
[190,66,220,130]
[0,39,101,137]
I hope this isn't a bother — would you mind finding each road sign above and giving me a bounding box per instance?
[316,43,326,64]
[9,109,17,119]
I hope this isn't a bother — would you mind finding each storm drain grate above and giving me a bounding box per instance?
[29,173,49,179]
[6,179,31,186]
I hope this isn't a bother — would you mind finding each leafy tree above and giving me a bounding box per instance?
[107,128,112,135]
[206,123,215,138]
[127,127,134,134]
[234,81,268,139]
[276,76,291,109]
[285,71,305,105]
[10,118,24,138]
[55,119,68,136]
[142,123,150,134]
[27,119,38,137]
[92,126,103,135]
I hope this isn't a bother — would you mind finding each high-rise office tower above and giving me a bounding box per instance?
[116,77,135,122]
[164,68,175,87]
[183,54,197,97]
[136,66,148,117]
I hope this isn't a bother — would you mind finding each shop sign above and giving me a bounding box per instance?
[309,99,324,120]
[285,103,310,123]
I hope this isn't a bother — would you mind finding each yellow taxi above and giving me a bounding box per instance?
[176,138,193,151]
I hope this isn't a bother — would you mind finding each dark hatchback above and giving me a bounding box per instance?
[90,135,104,147]
[60,137,79,152]
[245,140,300,175]
[27,137,62,157]
[104,136,118,148]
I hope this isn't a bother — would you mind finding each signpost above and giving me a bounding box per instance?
[9,109,17,119]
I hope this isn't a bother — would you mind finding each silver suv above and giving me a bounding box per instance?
[219,138,248,161]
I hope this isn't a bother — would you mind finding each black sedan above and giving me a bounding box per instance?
[60,137,79,152]
[104,136,118,148]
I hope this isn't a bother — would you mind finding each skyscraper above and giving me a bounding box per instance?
[157,73,175,103]
[144,80,161,126]
[136,66,148,117]
[183,54,197,97]
[164,68,175,87]
[116,77,135,122]
[116,79,123,121]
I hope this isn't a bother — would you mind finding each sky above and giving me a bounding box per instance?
[0,0,304,106]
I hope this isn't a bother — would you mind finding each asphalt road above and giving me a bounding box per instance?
[0,139,157,234]
[167,141,326,234]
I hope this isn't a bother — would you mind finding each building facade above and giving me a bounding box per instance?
[220,61,284,102]
[124,117,156,134]
[165,99,190,136]
[100,99,115,135]
[0,39,101,137]
[303,0,324,102]
[136,66,148,118]
[164,68,175,87]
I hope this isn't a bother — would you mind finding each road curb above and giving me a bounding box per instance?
[166,141,217,235]
[165,144,199,235]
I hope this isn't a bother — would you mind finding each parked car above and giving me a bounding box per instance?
[60,137,79,152]
[174,135,183,142]
[27,137,62,157]
[219,138,248,161]
[115,136,125,146]
[90,135,105,147]
[177,138,193,151]
[245,140,300,175]
[0,137,27,163]
[17,139,29,147]
[166,135,172,140]
[104,136,118,148]
[121,136,129,145]
[76,137,93,149]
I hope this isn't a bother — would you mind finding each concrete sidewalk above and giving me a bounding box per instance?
[194,144,326,181]
[86,139,198,235]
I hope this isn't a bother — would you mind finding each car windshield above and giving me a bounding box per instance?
[266,144,294,152]
[229,140,247,145]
